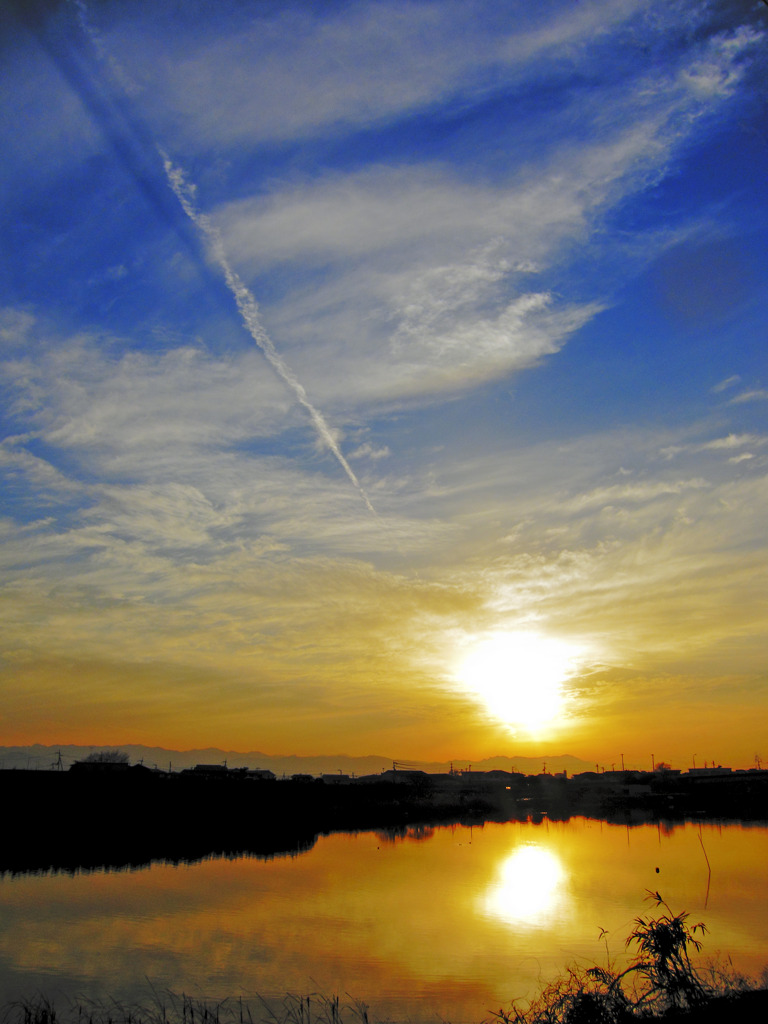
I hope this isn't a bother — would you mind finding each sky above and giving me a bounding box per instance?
[1,0,767,769]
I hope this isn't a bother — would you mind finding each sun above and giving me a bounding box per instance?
[454,630,578,732]
[481,844,567,927]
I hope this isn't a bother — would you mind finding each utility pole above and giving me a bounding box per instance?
[621,753,625,771]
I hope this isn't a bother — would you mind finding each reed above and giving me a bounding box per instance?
[1,992,373,1024]
[486,890,760,1024]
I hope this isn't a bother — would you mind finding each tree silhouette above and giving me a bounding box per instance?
[83,749,130,764]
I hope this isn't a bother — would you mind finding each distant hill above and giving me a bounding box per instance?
[0,744,595,777]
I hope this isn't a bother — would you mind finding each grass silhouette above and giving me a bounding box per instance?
[487,891,763,1024]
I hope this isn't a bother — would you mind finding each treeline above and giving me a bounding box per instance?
[0,769,492,875]
[2,766,767,875]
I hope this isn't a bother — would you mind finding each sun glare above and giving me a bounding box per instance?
[455,631,579,733]
[481,844,568,928]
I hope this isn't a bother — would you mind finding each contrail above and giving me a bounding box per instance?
[58,0,377,515]
[162,157,376,515]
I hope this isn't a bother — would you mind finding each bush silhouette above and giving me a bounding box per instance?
[487,890,754,1024]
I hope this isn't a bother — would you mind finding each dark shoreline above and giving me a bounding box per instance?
[3,766,767,875]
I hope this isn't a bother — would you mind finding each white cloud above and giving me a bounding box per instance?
[660,433,766,460]
[2,337,293,465]
[350,443,390,462]
[0,308,36,346]
[415,425,768,664]
[204,83,724,407]
[216,124,663,274]
[563,477,711,513]
[711,374,741,393]
[677,28,760,99]
[729,389,768,405]
[2,308,767,707]
[174,12,759,420]
[109,0,654,149]
[0,440,80,495]
[701,433,765,451]
[6,1,757,428]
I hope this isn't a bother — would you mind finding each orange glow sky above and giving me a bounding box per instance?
[1,0,767,770]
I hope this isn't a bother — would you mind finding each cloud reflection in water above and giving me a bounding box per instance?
[482,844,568,929]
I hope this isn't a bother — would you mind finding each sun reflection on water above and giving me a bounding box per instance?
[481,843,568,928]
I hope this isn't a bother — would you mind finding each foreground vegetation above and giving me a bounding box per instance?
[3,893,766,1024]
[1,993,368,1024]
[489,891,767,1023]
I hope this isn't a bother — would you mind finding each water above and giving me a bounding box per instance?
[1,818,767,1022]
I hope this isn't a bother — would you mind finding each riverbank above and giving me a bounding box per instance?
[3,765,768,875]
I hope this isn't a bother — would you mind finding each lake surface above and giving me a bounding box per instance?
[1,818,767,1022]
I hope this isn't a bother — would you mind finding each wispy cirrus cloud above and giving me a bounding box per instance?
[2,0,767,759]
[2,312,767,751]
[198,24,759,408]
[105,0,656,149]
[661,433,768,460]
[729,388,768,405]
[711,374,741,393]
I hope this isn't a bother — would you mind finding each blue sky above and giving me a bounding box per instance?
[1,0,767,765]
